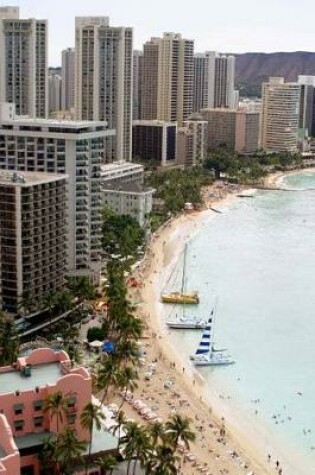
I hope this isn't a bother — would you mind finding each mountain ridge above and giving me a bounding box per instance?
[234,51,315,96]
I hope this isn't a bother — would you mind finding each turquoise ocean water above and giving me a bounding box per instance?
[163,171,315,474]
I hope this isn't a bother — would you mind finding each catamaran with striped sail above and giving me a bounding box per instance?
[161,243,199,304]
[190,306,234,366]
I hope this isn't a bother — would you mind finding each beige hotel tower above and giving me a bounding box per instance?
[75,16,133,162]
[139,33,194,125]
[0,6,48,118]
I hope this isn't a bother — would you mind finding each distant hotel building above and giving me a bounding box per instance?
[138,33,194,125]
[177,119,208,165]
[0,104,114,281]
[48,73,62,114]
[200,108,259,154]
[260,77,301,152]
[0,171,67,314]
[298,75,315,139]
[0,6,48,118]
[132,120,177,167]
[61,47,75,112]
[193,51,236,112]
[75,16,133,161]
[0,348,118,474]
[133,50,143,120]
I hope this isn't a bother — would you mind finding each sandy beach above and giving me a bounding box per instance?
[118,183,274,475]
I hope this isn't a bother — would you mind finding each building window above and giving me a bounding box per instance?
[33,416,44,428]
[14,419,25,431]
[67,396,77,407]
[14,403,24,415]
[33,400,43,411]
[67,413,77,425]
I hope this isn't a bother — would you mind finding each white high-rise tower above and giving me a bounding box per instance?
[0,6,48,118]
[75,16,133,161]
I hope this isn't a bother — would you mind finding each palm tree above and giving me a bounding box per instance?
[116,366,138,410]
[42,292,56,340]
[95,359,121,404]
[96,455,118,475]
[54,290,74,313]
[165,414,195,453]
[0,312,19,366]
[67,276,96,303]
[80,402,105,475]
[113,339,141,367]
[148,421,165,447]
[121,421,151,475]
[38,434,58,474]
[112,410,127,448]
[152,436,179,475]
[116,315,143,342]
[43,391,68,434]
[55,426,86,475]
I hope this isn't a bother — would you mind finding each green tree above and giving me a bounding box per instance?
[43,391,68,434]
[66,276,96,302]
[112,410,127,449]
[80,402,105,475]
[42,292,57,340]
[148,421,165,447]
[151,436,180,475]
[102,208,145,265]
[38,434,58,474]
[55,426,86,475]
[165,414,195,453]
[0,312,19,366]
[96,455,118,475]
[54,290,74,313]
[87,326,105,343]
[121,421,152,475]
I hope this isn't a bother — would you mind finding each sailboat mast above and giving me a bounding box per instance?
[181,244,187,294]
[211,297,218,354]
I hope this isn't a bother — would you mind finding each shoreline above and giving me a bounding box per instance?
[126,168,315,474]
[127,184,271,474]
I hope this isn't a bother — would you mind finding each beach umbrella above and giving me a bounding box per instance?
[102,340,115,354]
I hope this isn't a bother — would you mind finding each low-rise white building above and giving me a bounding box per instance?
[101,161,144,185]
[102,181,154,230]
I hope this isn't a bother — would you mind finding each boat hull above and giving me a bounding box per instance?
[193,359,235,367]
[161,292,199,304]
[167,322,207,329]
[191,353,235,366]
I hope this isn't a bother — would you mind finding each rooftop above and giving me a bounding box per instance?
[101,161,144,174]
[0,117,108,129]
[14,432,55,451]
[0,170,67,186]
[87,425,118,455]
[103,181,154,194]
[0,362,62,395]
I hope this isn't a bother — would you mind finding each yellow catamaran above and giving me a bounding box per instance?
[161,244,199,304]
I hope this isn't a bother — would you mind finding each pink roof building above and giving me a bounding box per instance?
[0,348,117,475]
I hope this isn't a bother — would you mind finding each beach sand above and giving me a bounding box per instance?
[117,183,273,475]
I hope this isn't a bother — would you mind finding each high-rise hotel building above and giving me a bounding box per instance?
[260,77,301,152]
[0,171,67,314]
[193,51,236,112]
[0,104,115,281]
[0,6,48,118]
[75,16,133,161]
[138,33,194,125]
[61,47,75,112]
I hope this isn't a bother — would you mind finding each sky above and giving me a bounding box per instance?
[4,0,315,66]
